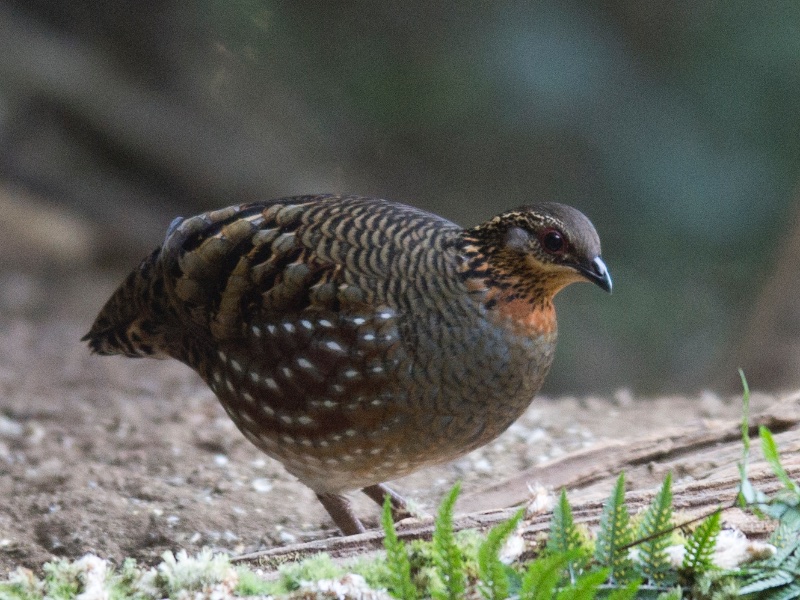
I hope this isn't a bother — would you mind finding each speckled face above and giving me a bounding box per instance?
[467,202,611,296]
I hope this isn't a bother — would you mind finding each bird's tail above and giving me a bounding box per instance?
[82,248,171,358]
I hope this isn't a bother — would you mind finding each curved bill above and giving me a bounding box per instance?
[577,256,612,293]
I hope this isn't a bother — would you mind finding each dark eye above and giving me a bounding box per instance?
[540,228,566,254]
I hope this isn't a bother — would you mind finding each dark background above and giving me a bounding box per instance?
[1,1,799,395]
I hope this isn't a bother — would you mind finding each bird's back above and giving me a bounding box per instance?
[85,195,459,355]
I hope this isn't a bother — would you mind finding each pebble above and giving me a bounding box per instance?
[0,416,23,439]
[278,530,297,544]
[472,457,493,473]
[251,478,273,493]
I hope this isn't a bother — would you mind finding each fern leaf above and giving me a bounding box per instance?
[382,495,418,600]
[653,588,682,600]
[737,539,800,599]
[554,568,608,600]
[787,543,800,571]
[604,580,642,599]
[770,522,796,548]
[431,482,465,600]
[682,510,721,573]
[478,508,524,600]
[768,581,800,600]
[771,502,800,531]
[548,490,582,555]
[738,572,796,595]
[548,489,589,581]
[765,538,800,571]
[519,552,572,600]
[595,473,635,582]
[635,472,674,584]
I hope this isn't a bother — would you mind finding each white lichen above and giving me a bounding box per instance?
[298,573,390,600]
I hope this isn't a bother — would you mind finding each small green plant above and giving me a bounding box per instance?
[595,473,635,583]
[380,483,648,599]
[546,489,589,580]
[519,551,574,599]
[476,508,524,600]
[758,425,800,529]
[732,370,800,523]
[431,482,466,600]
[383,494,419,600]
[730,371,800,599]
[681,510,721,575]
[519,551,621,600]
[737,537,800,599]
[634,472,675,585]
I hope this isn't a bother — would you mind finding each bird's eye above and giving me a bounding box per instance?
[540,228,566,254]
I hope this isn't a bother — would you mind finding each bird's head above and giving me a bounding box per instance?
[462,203,612,300]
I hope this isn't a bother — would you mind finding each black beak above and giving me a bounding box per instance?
[577,256,612,293]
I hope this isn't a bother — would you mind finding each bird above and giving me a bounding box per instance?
[83,195,612,535]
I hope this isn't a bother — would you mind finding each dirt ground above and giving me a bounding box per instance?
[0,270,780,576]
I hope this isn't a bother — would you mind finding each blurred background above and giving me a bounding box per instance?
[1,0,799,395]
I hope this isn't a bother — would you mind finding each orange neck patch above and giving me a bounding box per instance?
[458,253,562,337]
[495,295,557,336]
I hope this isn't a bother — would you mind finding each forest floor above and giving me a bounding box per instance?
[0,271,789,575]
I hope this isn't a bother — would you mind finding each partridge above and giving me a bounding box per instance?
[84,195,611,534]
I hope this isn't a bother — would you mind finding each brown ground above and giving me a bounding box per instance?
[0,271,784,576]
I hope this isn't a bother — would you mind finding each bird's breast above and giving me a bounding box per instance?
[494,296,557,337]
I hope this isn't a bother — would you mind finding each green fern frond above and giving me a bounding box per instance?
[653,587,682,599]
[682,510,721,574]
[635,472,674,584]
[766,538,800,571]
[774,582,800,600]
[477,508,524,600]
[548,489,590,581]
[604,580,642,599]
[738,537,800,598]
[554,567,608,600]
[771,522,799,548]
[519,552,572,600]
[769,498,800,532]
[738,572,797,596]
[547,489,581,555]
[382,495,418,600]
[595,473,635,582]
[431,482,465,600]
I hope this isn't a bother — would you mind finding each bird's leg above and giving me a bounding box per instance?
[316,492,366,535]
[362,483,413,521]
